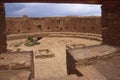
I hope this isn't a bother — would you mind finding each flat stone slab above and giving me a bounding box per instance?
[67,45,119,66]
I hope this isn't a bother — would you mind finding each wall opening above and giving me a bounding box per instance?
[8,29,10,31]
[83,27,85,30]
[56,26,59,29]
[18,29,20,32]
[37,25,42,30]
[66,27,68,30]
[28,28,30,30]
[60,28,62,31]
[48,27,50,29]
[74,27,76,30]
[92,27,95,30]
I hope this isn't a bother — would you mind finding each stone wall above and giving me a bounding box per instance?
[0,3,7,53]
[66,50,82,76]
[102,1,120,46]
[6,15,36,34]
[6,16,101,35]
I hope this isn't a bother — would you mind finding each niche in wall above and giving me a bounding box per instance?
[48,27,50,29]
[92,27,95,30]
[28,28,30,30]
[60,28,62,31]
[18,29,20,32]
[37,25,42,30]
[66,26,68,30]
[8,29,10,31]
[10,21,13,25]
[83,27,85,30]
[56,26,59,29]
[74,27,76,30]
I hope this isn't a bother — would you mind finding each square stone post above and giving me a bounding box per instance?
[0,3,7,53]
[102,1,120,46]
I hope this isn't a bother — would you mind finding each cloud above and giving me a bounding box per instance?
[5,3,25,16]
[5,3,101,17]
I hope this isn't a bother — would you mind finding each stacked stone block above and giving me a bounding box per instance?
[0,3,7,53]
[6,16,101,34]
[102,1,120,46]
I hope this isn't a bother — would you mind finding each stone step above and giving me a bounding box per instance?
[7,32,102,41]
[76,66,107,80]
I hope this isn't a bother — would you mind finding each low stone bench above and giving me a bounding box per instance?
[66,45,119,75]
[0,51,34,80]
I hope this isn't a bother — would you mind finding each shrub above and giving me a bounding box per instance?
[24,36,40,47]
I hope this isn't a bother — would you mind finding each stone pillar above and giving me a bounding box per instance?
[102,1,120,46]
[0,3,7,53]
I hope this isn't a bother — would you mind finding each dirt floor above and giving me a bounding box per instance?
[7,37,101,79]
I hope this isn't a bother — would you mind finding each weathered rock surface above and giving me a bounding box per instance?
[0,52,32,70]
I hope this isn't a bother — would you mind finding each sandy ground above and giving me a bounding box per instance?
[7,37,101,79]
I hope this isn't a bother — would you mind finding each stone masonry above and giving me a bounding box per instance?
[102,1,120,46]
[6,16,101,34]
[0,1,120,54]
[0,3,7,53]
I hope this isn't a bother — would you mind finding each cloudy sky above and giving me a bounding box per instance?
[5,3,101,17]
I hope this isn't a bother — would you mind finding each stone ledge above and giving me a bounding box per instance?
[66,45,120,74]
[67,45,119,67]
[7,32,102,42]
